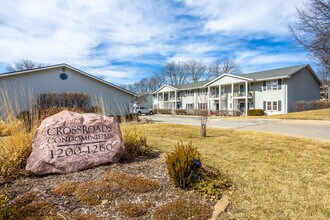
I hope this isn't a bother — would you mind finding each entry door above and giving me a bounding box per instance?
[215,102,220,110]
[239,102,245,113]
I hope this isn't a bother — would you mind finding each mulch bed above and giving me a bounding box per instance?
[3,155,214,219]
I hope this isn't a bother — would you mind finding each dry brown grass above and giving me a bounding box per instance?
[222,108,330,120]
[74,180,121,205]
[104,170,160,193]
[154,198,213,220]
[119,201,151,218]
[265,108,330,120]
[52,181,79,196]
[121,123,330,220]
[12,189,57,219]
[0,120,34,183]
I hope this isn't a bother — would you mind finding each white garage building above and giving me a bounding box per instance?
[0,63,136,116]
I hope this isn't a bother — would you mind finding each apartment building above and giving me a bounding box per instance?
[152,64,321,115]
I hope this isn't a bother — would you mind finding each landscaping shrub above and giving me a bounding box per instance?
[12,189,57,219]
[193,110,208,116]
[0,123,34,184]
[0,193,20,220]
[154,199,212,220]
[75,180,121,205]
[86,105,103,114]
[154,109,172,114]
[292,100,330,112]
[193,166,231,199]
[122,127,152,160]
[175,109,187,115]
[311,100,330,109]
[39,107,84,121]
[113,113,139,123]
[248,109,264,116]
[16,111,32,131]
[292,101,310,112]
[165,141,201,188]
[119,201,151,218]
[33,92,92,112]
[53,181,79,196]
[0,121,13,137]
[104,170,160,193]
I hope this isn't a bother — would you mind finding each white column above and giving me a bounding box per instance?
[175,91,177,110]
[231,83,234,110]
[207,86,210,114]
[219,85,221,111]
[245,81,248,116]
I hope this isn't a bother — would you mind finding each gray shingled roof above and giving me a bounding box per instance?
[171,80,212,89]
[240,64,308,80]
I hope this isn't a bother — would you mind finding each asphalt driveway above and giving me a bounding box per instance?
[140,114,330,142]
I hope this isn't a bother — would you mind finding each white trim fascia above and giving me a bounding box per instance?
[0,63,137,96]
[153,84,178,94]
[253,76,289,82]
[204,73,253,87]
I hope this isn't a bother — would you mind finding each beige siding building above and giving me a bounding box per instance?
[0,64,136,116]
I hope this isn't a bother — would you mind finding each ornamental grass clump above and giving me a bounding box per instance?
[154,198,212,220]
[0,193,20,220]
[165,141,201,188]
[0,119,34,184]
[122,127,152,160]
[119,201,151,218]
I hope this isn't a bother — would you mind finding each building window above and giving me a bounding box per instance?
[62,67,66,72]
[264,80,281,91]
[273,101,277,110]
[186,103,194,110]
[198,103,207,110]
[267,101,272,110]
[60,73,68,80]
[197,89,206,95]
[265,100,281,111]
[186,90,194,97]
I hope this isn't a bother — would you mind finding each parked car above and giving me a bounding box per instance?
[133,106,153,115]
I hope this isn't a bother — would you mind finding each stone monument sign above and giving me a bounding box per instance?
[26,110,125,175]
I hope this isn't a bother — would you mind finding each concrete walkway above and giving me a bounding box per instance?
[140,115,330,142]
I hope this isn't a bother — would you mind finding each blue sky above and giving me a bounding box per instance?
[0,0,314,84]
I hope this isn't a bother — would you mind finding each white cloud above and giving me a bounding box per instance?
[0,0,310,83]
[183,0,307,36]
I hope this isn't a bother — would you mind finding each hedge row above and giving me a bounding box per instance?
[248,109,264,116]
[153,109,242,116]
[292,100,330,112]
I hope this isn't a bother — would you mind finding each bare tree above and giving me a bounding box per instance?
[149,71,166,91]
[289,0,330,77]
[208,59,241,78]
[162,61,189,85]
[5,59,46,72]
[184,59,207,82]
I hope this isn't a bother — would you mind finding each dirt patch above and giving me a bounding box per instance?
[4,156,215,219]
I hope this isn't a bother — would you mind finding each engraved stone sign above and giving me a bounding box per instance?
[26,110,125,175]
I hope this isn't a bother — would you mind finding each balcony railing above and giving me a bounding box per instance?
[233,91,246,97]
[232,91,255,98]
[210,93,219,98]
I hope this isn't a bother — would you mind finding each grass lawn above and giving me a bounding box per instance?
[264,108,330,120]
[121,123,330,220]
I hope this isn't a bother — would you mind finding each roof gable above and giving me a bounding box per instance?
[0,64,136,96]
[204,74,252,87]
